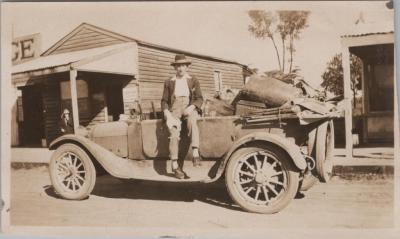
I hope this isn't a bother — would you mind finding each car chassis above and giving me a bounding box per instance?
[49,103,336,214]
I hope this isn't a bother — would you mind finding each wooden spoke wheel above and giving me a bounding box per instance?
[225,146,300,214]
[49,143,96,200]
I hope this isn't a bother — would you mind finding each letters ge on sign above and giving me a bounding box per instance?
[12,33,41,65]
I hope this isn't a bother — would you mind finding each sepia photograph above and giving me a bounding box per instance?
[1,1,399,238]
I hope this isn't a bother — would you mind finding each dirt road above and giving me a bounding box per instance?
[10,166,393,229]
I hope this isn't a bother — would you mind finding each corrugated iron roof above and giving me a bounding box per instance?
[84,22,247,66]
[341,22,394,38]
[135,40,246,66]
[12,43,133,74]
[341,30,394,38]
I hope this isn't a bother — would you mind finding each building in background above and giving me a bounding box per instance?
[11,23,251,147]
[341,24,395,157]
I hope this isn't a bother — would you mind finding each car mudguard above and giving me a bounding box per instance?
[208,132,307,182]
[49,134,136,179]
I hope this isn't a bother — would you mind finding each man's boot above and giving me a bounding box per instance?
[173,167,185,179]
[171,159,185,179]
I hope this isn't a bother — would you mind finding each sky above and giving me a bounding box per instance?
[3,1,394,88]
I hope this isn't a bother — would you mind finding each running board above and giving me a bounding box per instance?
[126,159,219,182]
[104,157,220,182]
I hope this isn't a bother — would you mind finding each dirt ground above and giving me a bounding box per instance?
[9,166,393,229]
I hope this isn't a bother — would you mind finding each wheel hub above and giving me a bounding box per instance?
[69,167,76,176]
[254,170,269,185]
[56,152,87,192]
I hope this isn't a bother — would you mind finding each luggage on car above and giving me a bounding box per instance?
[233,75,303,108]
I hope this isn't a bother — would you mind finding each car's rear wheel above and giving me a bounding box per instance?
[49,143,96,200]
[225,146,300,214]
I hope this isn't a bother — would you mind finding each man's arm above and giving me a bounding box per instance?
[59,119,66,132]
[161,80,170,112]
[161,80,180,130]
[190,77,204,111]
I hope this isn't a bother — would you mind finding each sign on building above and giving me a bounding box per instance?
[12,33,41,65]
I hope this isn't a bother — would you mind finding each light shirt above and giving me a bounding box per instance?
[173,74,190,97]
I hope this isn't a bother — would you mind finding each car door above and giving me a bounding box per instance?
[140,119,170,158]
[197,116,239,158]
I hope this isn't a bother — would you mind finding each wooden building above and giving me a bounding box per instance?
[341,28,395,158]
[11,23,250,147]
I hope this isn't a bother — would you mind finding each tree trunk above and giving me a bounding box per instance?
[289,35,294,73]
[270,36,282,71]
[281,37,286,73]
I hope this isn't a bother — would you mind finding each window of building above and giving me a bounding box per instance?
[214,71,223,93]
[60,79,88,99]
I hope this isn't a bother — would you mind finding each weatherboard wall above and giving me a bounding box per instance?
[137,43,245,113]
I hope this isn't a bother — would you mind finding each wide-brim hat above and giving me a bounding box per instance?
[171,54,191,66]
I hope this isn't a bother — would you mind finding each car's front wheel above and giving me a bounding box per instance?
[49,143,96,200]
[225,145,300,214]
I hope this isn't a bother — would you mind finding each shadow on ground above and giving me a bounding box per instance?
[44,175,243,212]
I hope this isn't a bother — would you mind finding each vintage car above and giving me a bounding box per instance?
[48,101,335,214]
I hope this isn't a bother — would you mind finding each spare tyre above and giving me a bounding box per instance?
[315,120,335,182]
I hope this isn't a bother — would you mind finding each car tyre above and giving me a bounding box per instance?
[225,145,300,214]
[315,120,335,182]
[49,143,96,200]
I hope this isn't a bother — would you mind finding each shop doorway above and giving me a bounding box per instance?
[21,85,45,146]
[106,83,124,121]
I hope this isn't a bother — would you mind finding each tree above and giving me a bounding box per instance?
[277,11,310,73]
[248,10,281,71]
[321,53,362,106]
[248,10,310,74]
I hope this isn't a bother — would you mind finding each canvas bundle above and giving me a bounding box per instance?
[234,75,303,108]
